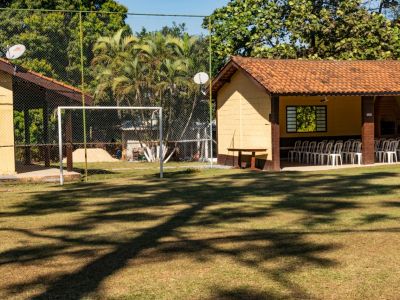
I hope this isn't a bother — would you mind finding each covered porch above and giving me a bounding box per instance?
[268,95,400,171]
[212,56,400,172]
[0,58,92,176]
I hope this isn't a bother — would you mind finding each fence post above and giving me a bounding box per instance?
[79,11,88,181]
[66,111,73,172]
[58,107,64,185]
[159,107,163,178]
[208,18,214,168]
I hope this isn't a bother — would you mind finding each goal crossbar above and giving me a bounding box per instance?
[57,106,163,185]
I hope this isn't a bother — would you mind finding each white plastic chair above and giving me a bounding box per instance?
[311,141,326,165]
[376,140,390,163]
[384,140,399,163]
[319,142,333,165]
[374,139,380,160]
[288,141,301,162]
[351,142,362,165]
[345,140,358,164]
[328,142,343,166]
[397,139,400,160]
[341,140,352,164]
[296,141,309,163]
[303,141,317,164]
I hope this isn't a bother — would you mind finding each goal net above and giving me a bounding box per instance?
[57,106,163,185]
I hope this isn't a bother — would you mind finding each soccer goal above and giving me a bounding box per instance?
[57,106,163,185]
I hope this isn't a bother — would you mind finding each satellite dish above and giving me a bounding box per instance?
[193,72,209,85]
[5,44,26,60]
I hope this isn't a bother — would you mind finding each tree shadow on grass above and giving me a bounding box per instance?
[357,213,399,225]
[209,287,280,300]
[382,200,400,208]
[0,168,399,299]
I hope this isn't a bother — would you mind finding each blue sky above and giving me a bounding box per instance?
[116,0,228,35]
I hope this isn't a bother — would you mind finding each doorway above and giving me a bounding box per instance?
[374,96,400,138]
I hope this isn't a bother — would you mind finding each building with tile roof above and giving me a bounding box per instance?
[0,58,93,175]
[212,56,400,170]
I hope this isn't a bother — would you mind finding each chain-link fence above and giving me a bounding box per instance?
[58,106,164,184]
[0,8,214,182]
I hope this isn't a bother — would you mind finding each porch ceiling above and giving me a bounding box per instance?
[12,78,80,111]
[0,58,93,109]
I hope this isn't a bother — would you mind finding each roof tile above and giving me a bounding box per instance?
[0,58,93,103]
[213,56,400,96]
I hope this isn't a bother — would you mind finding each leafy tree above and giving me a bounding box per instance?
[205,0,400,66]
[13,111,25,145]
[92,28,209,161]
[296,106,317,132]
[92,28,138,105]
[0,0,128,87]
[0,0,128,153]
[137,22,188,39]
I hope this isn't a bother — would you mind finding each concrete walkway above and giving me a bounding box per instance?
[281,161,400,172]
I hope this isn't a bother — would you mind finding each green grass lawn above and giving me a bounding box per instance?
[1,163,400,299]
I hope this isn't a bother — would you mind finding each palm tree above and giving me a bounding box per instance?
[166,34,209,142]
[167,33,199,72]
[92,28,138,106]
[156,58,188,140]
[91,28,210,162]
[112,57,150,136]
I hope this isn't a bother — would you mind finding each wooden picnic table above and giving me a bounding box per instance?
[227,148,267,170]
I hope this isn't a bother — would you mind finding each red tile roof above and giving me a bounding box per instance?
[0,58,93,104]
[212,56,400,96]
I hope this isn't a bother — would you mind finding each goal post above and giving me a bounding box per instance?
[57,106,163,185]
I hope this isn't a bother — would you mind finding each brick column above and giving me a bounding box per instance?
[271,95,280,171]
[361,96,375,165]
